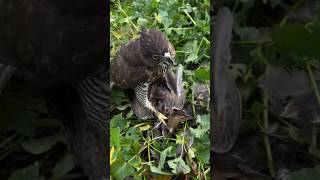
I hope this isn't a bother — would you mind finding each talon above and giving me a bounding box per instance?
[156,112,167,126]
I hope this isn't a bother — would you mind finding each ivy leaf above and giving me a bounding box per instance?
[111,161,135,180]
[190,127,207,139]
[197,114,210,127]
[250,101,265,119]
[110,113,126,129]
[137,17,148,26]
[149,165,173,175]
[20,135,63,155]
[272,24,320,60]
[159,10,173,28]
[158,147,172,169]
[167,157,191,175]
[52,152,75,178]
[289,165,320,180]
[8,162,44,180]
[195,144,210,164]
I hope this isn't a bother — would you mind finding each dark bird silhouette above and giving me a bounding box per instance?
[211,7,242,153]
[111,28,176,125]
[132,64,192,132]
[0,1,107,179]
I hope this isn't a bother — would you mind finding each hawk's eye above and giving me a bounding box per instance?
[152,55,160,60]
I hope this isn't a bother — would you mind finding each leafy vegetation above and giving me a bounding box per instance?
[214,0,320,179]
[0,81,84,179]
[110,0,210,179]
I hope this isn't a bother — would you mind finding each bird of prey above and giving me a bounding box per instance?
[211,7,242,153]
[132,64,192,132]
[111,28,176,125]
[0,1,108,179]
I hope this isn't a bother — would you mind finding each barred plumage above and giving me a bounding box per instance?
[76,73,108,131]
[134,83,149,105]
[0,0,107,179]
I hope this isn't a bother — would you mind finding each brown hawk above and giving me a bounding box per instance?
[111,28,176,125]
[0,1,108,179]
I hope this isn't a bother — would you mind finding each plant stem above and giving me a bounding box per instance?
[280,0,305,26]
[306,62,320,106]
[184,10,197,26]
[256,45,271,66]
[116,0,138,32]
[263,88,275,177]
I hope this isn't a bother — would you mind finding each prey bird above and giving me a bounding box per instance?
[132,64,192,133]
[211,7,242,153]
[111,28,176,125]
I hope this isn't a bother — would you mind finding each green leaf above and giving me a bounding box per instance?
[121,138,140,161]
[20,135,63,155]
[125,127,141,141]
[111,89,127,105]
[272,24,320,60]
[195,144,210,164]
[52,152,75,178]
[110,113,126,129]
[158,147,172,169]
[194,68,210,81]
[137,17,148,26]
[186,53,198,63]
[197,114,210,127]
[112,161,135,180]
[149,165,173,175]
[250,101,265,119]
[289,165,320,180]
[167,157,191,175]
[190,127,207,139]
[159,10,173,28]
[8,162,44,180]
[116,104,130,111]
[110,128,121,147]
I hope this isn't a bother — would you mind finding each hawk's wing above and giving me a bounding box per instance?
[211,7,242,153]
[0,0,105,86]
[111,40,150,89]
[64,102,107,180]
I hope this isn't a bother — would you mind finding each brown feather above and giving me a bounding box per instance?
[111,28,175,89]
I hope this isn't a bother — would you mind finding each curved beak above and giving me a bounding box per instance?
[163,52,177,66]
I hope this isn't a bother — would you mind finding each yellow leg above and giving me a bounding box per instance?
[146,101,167,126]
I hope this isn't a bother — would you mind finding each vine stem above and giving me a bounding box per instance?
[184,10,197,26]
[263,89,275,177]
[306,62,320,106]
[280,0,305,26]
[256,45,271,66]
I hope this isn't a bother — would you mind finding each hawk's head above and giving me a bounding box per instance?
[140,28,176,68]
